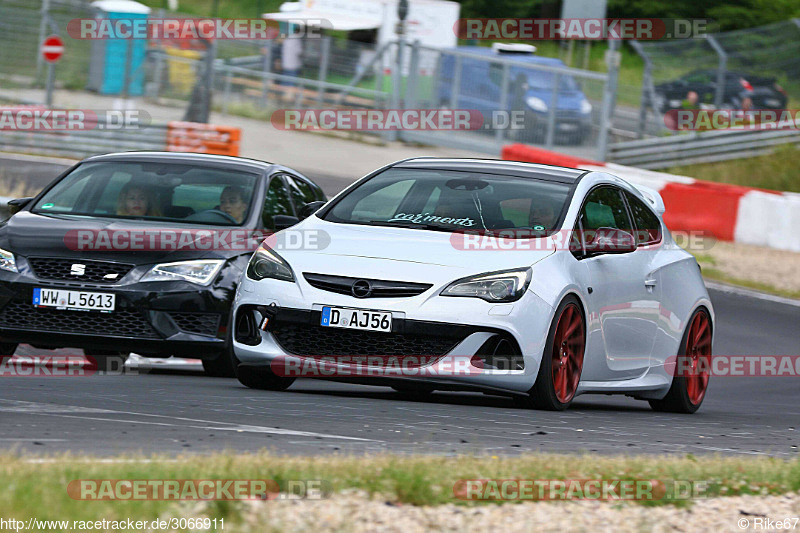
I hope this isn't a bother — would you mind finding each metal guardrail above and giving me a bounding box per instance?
[0,124,168,159]
[608,128,800,169]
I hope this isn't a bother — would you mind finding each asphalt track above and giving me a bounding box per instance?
[0,157,798,457]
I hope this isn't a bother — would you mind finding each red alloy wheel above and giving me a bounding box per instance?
[682,311,712,405]
[551,303,585,403]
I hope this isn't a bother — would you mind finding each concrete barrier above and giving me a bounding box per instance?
[501,143,800,253]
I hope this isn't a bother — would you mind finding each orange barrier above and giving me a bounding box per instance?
[166,121,241,156]
[500,143,603,168]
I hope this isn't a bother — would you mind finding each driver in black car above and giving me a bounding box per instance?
[219,185,249,224]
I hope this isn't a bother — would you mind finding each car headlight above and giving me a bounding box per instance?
[580,99,592,114]
[140,260,224,286]
[246,243,294,282]
[525,96,548,112]
[441,268,532,303]
[0,246,18,273]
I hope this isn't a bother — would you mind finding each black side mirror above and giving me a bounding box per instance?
[7,197,33,216]
[299,201,326,220]
[273,214,300,231]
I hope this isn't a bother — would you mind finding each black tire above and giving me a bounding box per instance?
[235,364,295,391]
[84,350,129,373]
[0,342,18,367]
[649,308,712,414]
[517,295,586,411]
[202,347,237,377]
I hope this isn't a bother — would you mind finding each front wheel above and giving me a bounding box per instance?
[518,296,586,410]
[235,364,295,391]
[649,308,712,414]
[202,347,237,377]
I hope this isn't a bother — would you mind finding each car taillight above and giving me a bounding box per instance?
[774,83,786,95]
[740,78,753,91]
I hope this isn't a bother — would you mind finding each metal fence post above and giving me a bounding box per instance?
[317,34,331,105]
[705,35,727,109]
[494,61,510,143]
[261,44,272,108]
[544,73,559,149]
[449,54,462,110]
[597,39,620,161]
[404,40,421,111]
[629,40,652,139]
[36,0,51,81]
[389,40,405,141]
[223,65,232,115]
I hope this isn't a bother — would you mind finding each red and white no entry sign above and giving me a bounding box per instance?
[41,35,64,63]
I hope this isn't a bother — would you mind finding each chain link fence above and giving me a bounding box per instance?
[631,20,800,139]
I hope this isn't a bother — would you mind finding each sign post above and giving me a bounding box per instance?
[40,35,64,107]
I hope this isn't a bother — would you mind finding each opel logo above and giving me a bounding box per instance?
[351,279,372,298]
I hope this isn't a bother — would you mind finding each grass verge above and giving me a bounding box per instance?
[1,452,799,527]
[667,144,800,193]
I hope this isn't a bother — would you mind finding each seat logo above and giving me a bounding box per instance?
[351,280,372,298]
[70,263,86,276]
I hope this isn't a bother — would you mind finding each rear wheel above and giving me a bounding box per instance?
[235,364,295,391]
[84,350,129,373]
[649,308,712,414]
[518,296,585,410]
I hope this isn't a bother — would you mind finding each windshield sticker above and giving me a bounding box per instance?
[533,225,545,231]
[388,213,476,227]
[41,203,54,209]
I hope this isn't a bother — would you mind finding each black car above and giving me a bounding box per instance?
[653,69,788,112]
[0,152,326,376]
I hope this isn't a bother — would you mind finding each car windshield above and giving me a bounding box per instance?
[321,168,571,236]
[31,161,260,226]
[525,70,580,92]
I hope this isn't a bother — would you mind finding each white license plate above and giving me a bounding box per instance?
[765,98,781,107]
[320,306,392,332]
[33,288,115,312]
[558,123,578,131]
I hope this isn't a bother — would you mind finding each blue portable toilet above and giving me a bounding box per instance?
[87,0,151,96]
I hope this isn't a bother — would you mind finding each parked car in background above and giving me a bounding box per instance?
[0,152,325,376]
[653,69,788,112]
[438,44,595,145]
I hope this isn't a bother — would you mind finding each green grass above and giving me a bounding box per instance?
[667,144,800,193]
[1,452,799,528]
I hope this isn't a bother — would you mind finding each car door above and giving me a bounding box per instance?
[573,186,659,381]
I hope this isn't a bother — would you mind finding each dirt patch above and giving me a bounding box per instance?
[697,240,800,296]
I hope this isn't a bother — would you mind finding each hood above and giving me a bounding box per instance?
[0,211,254,265]
[276,217,556,285]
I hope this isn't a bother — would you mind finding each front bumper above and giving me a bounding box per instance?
[0,259,239,358]
[232,279,556,393]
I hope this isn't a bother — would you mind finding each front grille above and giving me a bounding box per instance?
[169,312,220,336]
[0,301,159,338]
[272,322,461,357]
[303,273,432,298]
[28,258,133,284]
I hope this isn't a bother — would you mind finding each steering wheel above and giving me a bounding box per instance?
[185,209,238,224]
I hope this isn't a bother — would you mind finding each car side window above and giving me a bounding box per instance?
[580,186,633,233]
[624,192,662,246]
[285,175,321,208]
[262,176,294,230]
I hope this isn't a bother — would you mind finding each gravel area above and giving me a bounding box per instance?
[700,240,800,294]
[179,491,800,532]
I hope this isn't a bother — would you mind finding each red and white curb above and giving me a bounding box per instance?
[502,144,800,253]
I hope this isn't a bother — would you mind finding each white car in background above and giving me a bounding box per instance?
[231,158,714,413]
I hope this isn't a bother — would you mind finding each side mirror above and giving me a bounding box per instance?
[273,214,300,231]
[299,201,326,220]
[584,227,636,254]
[7,197,33,216]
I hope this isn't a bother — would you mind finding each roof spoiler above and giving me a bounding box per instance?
[633,184,666,215]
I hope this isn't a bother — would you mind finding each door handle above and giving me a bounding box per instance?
[644,278,657,288]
